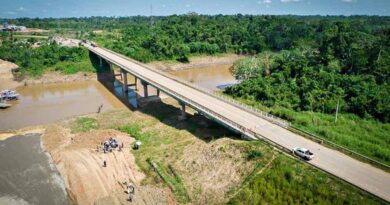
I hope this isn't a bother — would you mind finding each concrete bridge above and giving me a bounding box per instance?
[85,43,390,202]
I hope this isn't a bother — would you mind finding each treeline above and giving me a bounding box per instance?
[0,35,94,76]
[5,15,390,63]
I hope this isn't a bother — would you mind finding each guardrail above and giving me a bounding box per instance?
[99,47,290,128]
[289,126,390,172]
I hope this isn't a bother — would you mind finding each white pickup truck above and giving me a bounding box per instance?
[292,147,314,160]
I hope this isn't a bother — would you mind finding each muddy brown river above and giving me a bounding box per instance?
[0,81,125,131]
[0,64,236,131]
[170,64,237,91]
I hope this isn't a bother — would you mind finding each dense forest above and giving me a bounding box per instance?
[0,34,94,76]
[5,15,390,63]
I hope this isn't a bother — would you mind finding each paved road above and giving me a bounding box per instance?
[86,45,390,202]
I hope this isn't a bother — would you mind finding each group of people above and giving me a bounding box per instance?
[102,137,123,153]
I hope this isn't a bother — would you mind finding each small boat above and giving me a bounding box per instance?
[1,89,19,100]
[0,102,11,109]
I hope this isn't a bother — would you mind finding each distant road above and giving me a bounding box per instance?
[86,44,390,202]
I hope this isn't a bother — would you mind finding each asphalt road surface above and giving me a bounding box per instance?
[86,44,390,202]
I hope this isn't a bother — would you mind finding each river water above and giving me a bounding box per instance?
[170,64,237,91]
[0,64,235,131]
[0,133,70,205]
[0,81,125,131]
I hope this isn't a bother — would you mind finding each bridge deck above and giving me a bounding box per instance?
[86,45,390,202]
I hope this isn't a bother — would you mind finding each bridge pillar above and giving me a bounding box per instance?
[142,81,148,97]
[157,89,160,97]
[178,101,186,120]
[99,56,103,67]
[109,63,116,81]
[121,69,128,92]
[134,77,138,91]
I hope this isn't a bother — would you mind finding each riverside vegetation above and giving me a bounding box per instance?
[0,32,94,77]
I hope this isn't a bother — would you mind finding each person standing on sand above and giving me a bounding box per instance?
[103,160,106,167]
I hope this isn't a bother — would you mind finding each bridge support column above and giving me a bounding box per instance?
[134,77,138,91]
[157,89,160,97]
[142,81,148,97]
[178,102,186,120]
[99,56,103,67]
[121,69,128,92]
[109,63,116,81]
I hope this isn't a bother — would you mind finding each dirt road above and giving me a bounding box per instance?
[86,45,390,202]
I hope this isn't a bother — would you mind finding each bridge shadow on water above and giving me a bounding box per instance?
[90,52,240,143]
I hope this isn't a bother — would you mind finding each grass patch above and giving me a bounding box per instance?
[147,159,190,203]
[246,150,263,161]
[229,154,384,205]
[72,117,99,133]
[47,59,95,75]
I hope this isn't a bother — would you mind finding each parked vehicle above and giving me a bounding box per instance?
[292,147,314,160]
[90,41,98,47]
[1,90,19,100]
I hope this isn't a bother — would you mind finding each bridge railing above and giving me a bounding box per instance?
[99,47,290,128]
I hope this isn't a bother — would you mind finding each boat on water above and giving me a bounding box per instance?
[1,89,19,100]
[0,101,11,109]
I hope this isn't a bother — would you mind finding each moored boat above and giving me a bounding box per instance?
[1,89,19,100]
[0,101,11,109]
